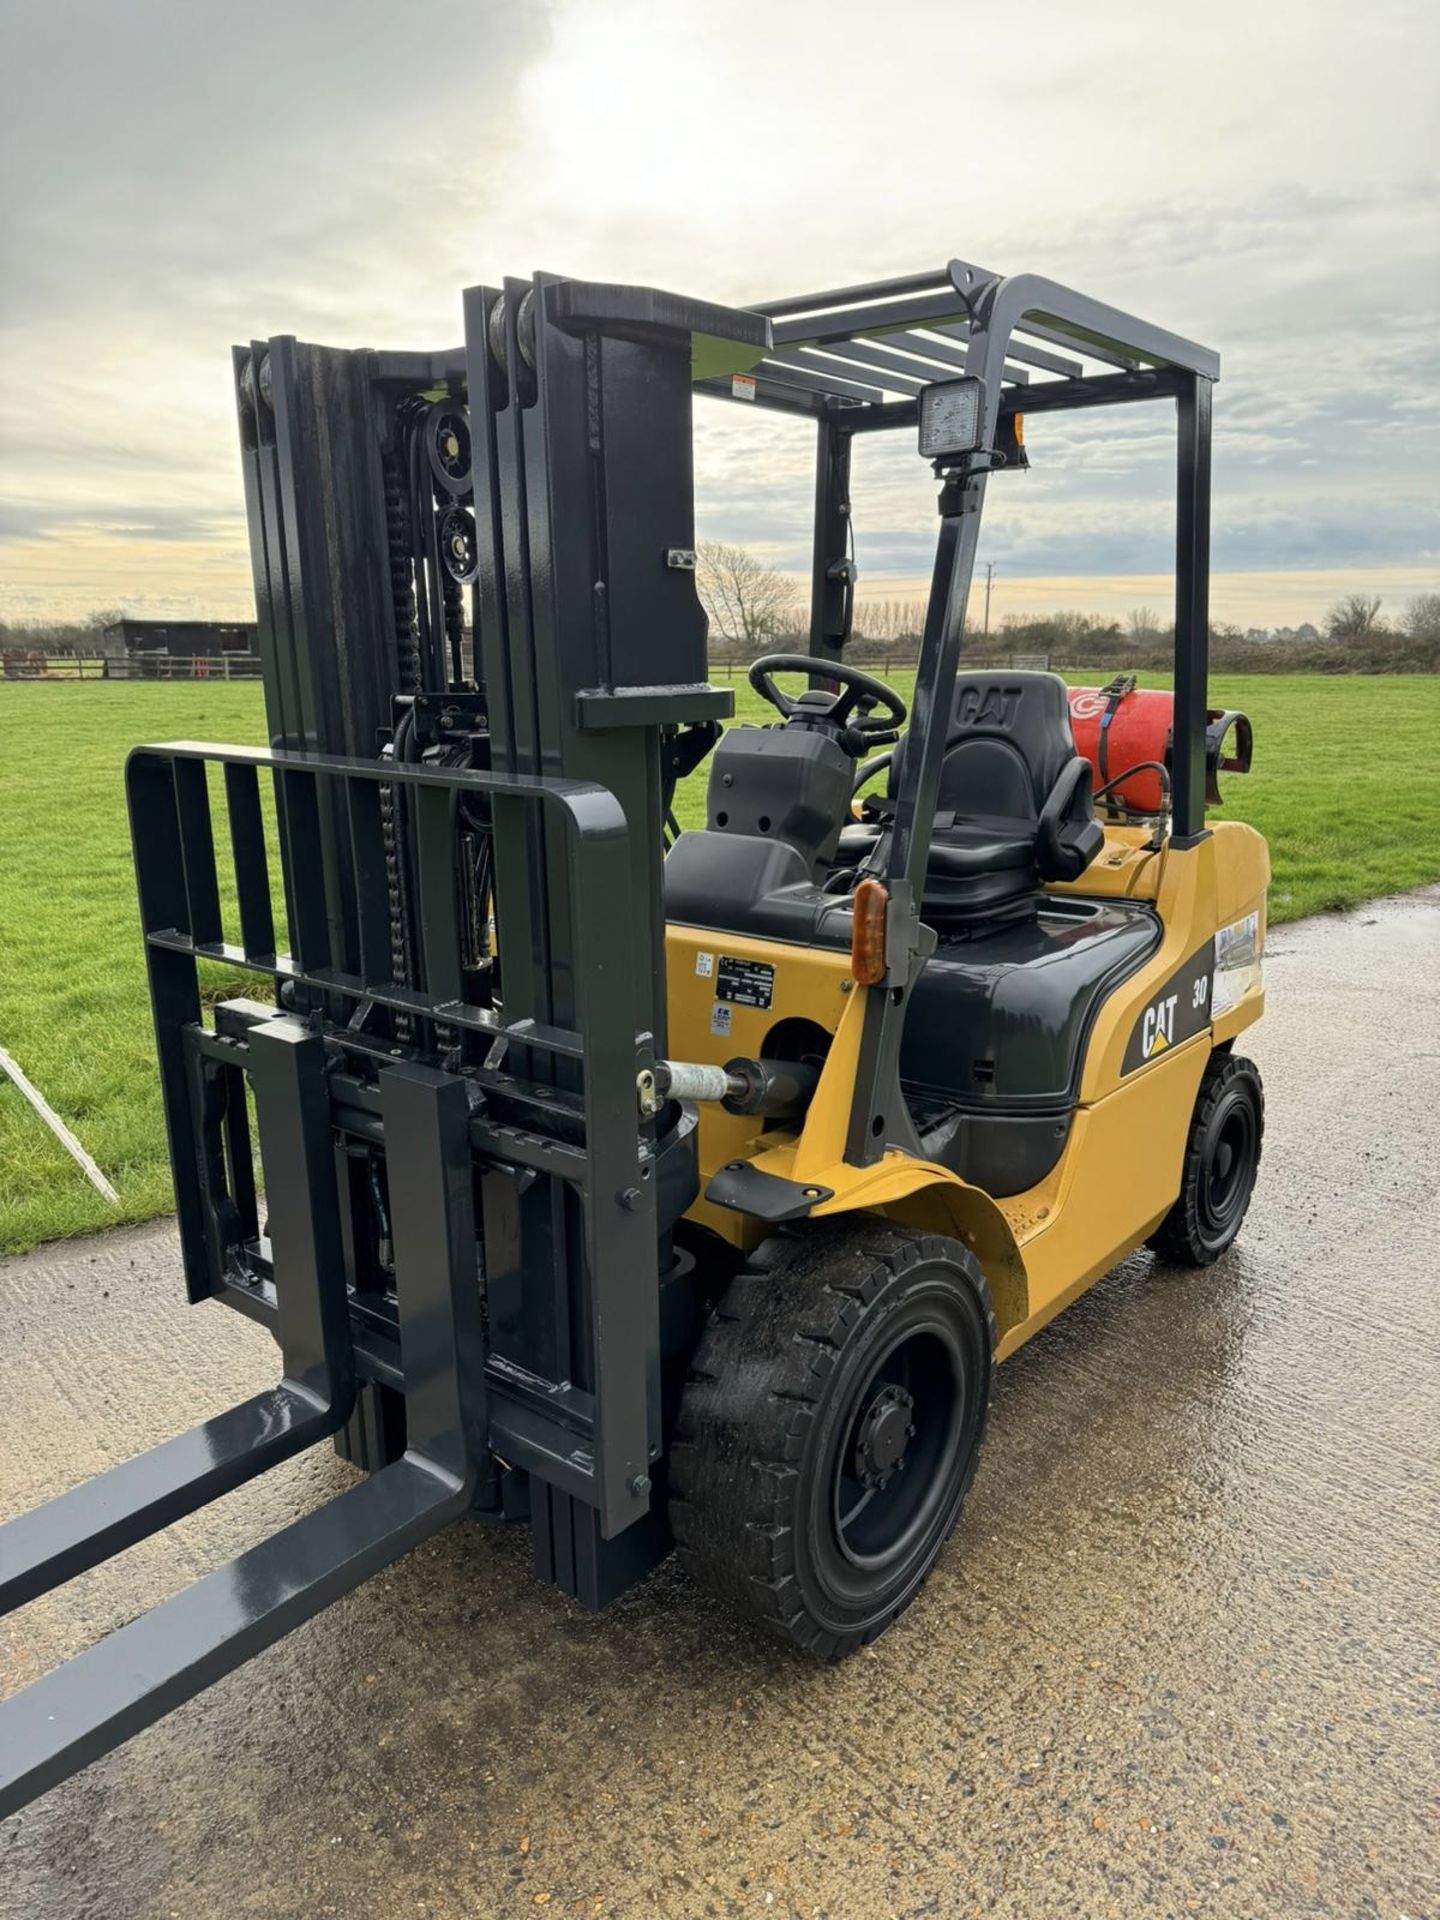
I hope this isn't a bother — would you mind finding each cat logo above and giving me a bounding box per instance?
[1141,993,1178,1058]
[955,683,1022,728]
[1122,946,1213,1075]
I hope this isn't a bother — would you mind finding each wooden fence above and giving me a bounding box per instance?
[708,651,1055,681]
[2,652,264,683]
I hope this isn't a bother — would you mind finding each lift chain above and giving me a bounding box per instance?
[381,782,415,1043]
[383,450,420,695]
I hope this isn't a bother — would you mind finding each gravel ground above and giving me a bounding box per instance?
[2,887,1437,1920]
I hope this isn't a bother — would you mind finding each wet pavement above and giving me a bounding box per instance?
[2,888,1437,1920]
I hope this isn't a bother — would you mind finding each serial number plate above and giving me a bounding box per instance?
[715,956,775,1010]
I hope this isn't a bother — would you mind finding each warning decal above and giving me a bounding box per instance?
[1121,944,1213,1075]
[715,956,775,1010]
[1211,912,1262,1016]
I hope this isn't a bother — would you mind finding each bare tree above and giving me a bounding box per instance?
[695,543,800,664]
[1127,605,1162,640]
[849,596,905,667]
[1403,592,1440,641]
[853,598,891,643]
[1326,593,1384,639]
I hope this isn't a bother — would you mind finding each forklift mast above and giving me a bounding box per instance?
[0,275,769,1814]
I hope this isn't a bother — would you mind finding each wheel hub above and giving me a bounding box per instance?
[853,1383,916,1489]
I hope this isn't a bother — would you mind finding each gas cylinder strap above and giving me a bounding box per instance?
[1096,672,1137,788]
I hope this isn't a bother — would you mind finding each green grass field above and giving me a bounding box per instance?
[2,673,1437,1254]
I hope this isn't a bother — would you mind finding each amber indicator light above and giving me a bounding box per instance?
[850,878,889,986]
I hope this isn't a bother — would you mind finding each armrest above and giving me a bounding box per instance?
[1037,756,1104,880]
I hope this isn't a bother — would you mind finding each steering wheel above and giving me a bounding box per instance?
[748,653,907,739]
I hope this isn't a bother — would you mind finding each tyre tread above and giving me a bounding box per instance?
[1148,1050,1265,1266]
[669,1220,995,1659]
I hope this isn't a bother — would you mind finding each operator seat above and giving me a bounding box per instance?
[844,671,1105,928]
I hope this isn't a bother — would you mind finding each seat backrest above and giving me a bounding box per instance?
[935,672,1079,819]
[889,672,1080,819]
[886,670,1103,888]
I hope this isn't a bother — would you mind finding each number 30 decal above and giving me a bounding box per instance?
[1123,946,1215,1074]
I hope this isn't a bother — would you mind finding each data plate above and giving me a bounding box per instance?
[715,956,775,1010]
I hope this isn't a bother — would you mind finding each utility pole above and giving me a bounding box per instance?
[983,562,994,636]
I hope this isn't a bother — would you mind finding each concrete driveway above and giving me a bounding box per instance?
[2,889,1437,1920]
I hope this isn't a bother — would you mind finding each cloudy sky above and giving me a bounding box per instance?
[1,0,1436,631]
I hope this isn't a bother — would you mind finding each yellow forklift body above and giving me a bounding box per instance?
[666,818,1268,1356]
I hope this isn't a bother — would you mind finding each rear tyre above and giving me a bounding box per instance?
[669,1220,994,1660]
[1148,1051,1264,1266]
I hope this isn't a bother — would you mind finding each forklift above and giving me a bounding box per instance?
[0,258,1267,1816]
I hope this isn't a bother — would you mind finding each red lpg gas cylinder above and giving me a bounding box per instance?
[1066,682,1172,815]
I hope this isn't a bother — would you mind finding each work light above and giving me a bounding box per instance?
[917,377,983,460]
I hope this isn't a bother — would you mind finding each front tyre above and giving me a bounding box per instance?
[669,1221,994,1660]
[1148,1051,1265,1266]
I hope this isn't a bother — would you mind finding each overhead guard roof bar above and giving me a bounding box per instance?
[772,337,1032,392]
[934,324,1083,381]
[696,258,1218,423]
[752,360,888,405]
[749,266,956,319]
[767,288,977,347]
[1012,316,1140,371]
[775,345,928,396]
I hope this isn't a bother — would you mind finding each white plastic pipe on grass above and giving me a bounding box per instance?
[0,1046,119,1204]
